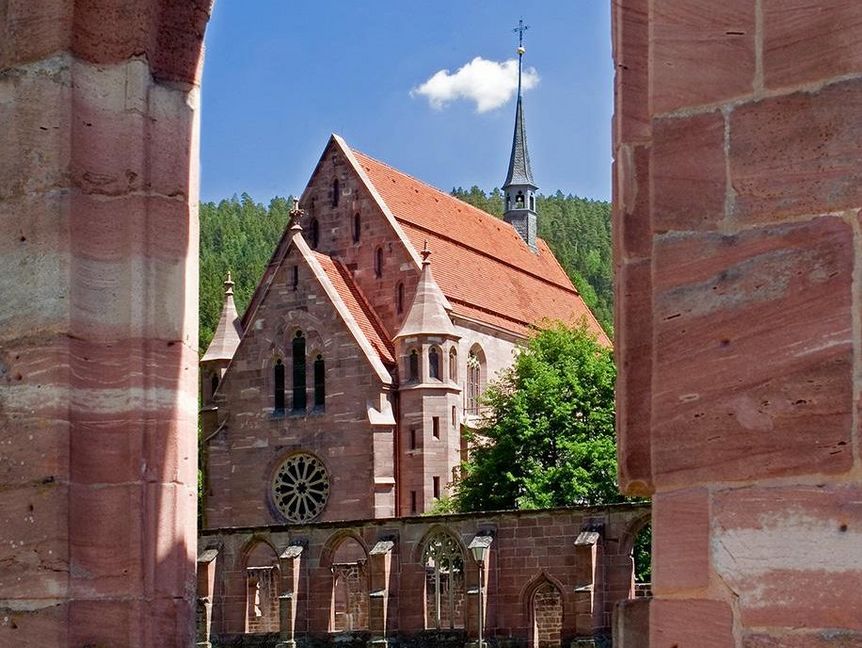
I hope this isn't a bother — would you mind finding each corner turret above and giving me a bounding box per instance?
[201,271,242,405]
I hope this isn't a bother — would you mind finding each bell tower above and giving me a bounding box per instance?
[502,19,538,251]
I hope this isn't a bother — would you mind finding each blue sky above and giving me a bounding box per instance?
[200,2,613,204]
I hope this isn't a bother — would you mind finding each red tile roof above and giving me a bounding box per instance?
[312,251,396,364]
[352,150,610,345]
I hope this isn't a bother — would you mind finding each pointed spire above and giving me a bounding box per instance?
[504,19,535,189]
[394,244,457,340]
[202,270,243,363]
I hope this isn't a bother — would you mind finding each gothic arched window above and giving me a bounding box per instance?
[448,347,458,382]
[515,191,525,208]
[529,194,535,211]
[466,346,485,415]
[374,247,383,278]
[274,359,285,413]
[313,355,325,409]
[428,347,441,380]
[422,532,465,630]
[292,332,306,411]
[310,218,320,249]
[352,213,361,243]
[332,178,340,207]
[408,350,419,382]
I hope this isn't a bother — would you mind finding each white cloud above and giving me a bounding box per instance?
[411,57,539,113]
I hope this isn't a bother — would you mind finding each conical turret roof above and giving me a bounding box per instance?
[202,272,242,363]
[394,245,458,340]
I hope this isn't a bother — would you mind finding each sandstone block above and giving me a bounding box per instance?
[745,631,862,648]
[653,216,853,486]
[652,110,725,232]
[713,485,862,630]
[652,0,755,114]
[730,78,862,223]
[764,0,862,90]
[615,259,653,495]
[650,599,734,648]
[612,0,650,143]
[652,488,709,593]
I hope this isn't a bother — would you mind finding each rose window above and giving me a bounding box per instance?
[271,453,330,523]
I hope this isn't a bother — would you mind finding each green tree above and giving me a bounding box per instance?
[453,322,622,512]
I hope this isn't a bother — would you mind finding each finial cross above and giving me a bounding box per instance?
[513,19,529,49]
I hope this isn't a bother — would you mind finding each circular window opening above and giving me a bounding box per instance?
[271,453,330,523]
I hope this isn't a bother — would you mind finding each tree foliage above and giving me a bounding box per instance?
[199,194,293,352]
[451,186,613,337]
[452,322,621,512]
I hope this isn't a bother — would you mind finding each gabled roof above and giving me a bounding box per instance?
[238,224,395,383]
[350,149,610,345]
[312,252,395,364]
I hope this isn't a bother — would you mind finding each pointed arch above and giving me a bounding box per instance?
[321,532,370,632]
[241,537,281,634]
[417,526,467,630]
[522,572,565,648]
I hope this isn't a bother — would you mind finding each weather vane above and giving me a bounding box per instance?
[513,18,529,55]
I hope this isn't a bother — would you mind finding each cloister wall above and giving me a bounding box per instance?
[198,505,650,647]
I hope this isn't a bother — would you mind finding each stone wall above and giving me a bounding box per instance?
[613,1,862,646]
[197,505,649,646]
[203,240,396,527]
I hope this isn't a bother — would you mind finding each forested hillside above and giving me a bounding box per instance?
[452,186,613,335]
[199,188,612,353]
[199,194,293,352]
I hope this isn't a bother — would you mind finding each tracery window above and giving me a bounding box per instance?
[271,452,330,523]
[466,348,484,415]
[292,331,306,411]
[428,346,441,380]
[422,532,465,630]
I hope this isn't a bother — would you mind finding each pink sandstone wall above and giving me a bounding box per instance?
[204,244,395,528]
[0,2,211,646]
[198,505,650,645]
[613,1,862,646]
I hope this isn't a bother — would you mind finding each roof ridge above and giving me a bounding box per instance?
[401,220,579,297]
[448,296,534,328]
[351,148,577,295]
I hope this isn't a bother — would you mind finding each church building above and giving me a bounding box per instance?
[200,45,609,530]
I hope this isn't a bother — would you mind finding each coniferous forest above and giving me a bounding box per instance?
[199,189,612,353]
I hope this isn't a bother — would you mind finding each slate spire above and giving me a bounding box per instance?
[502,19,538,251]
